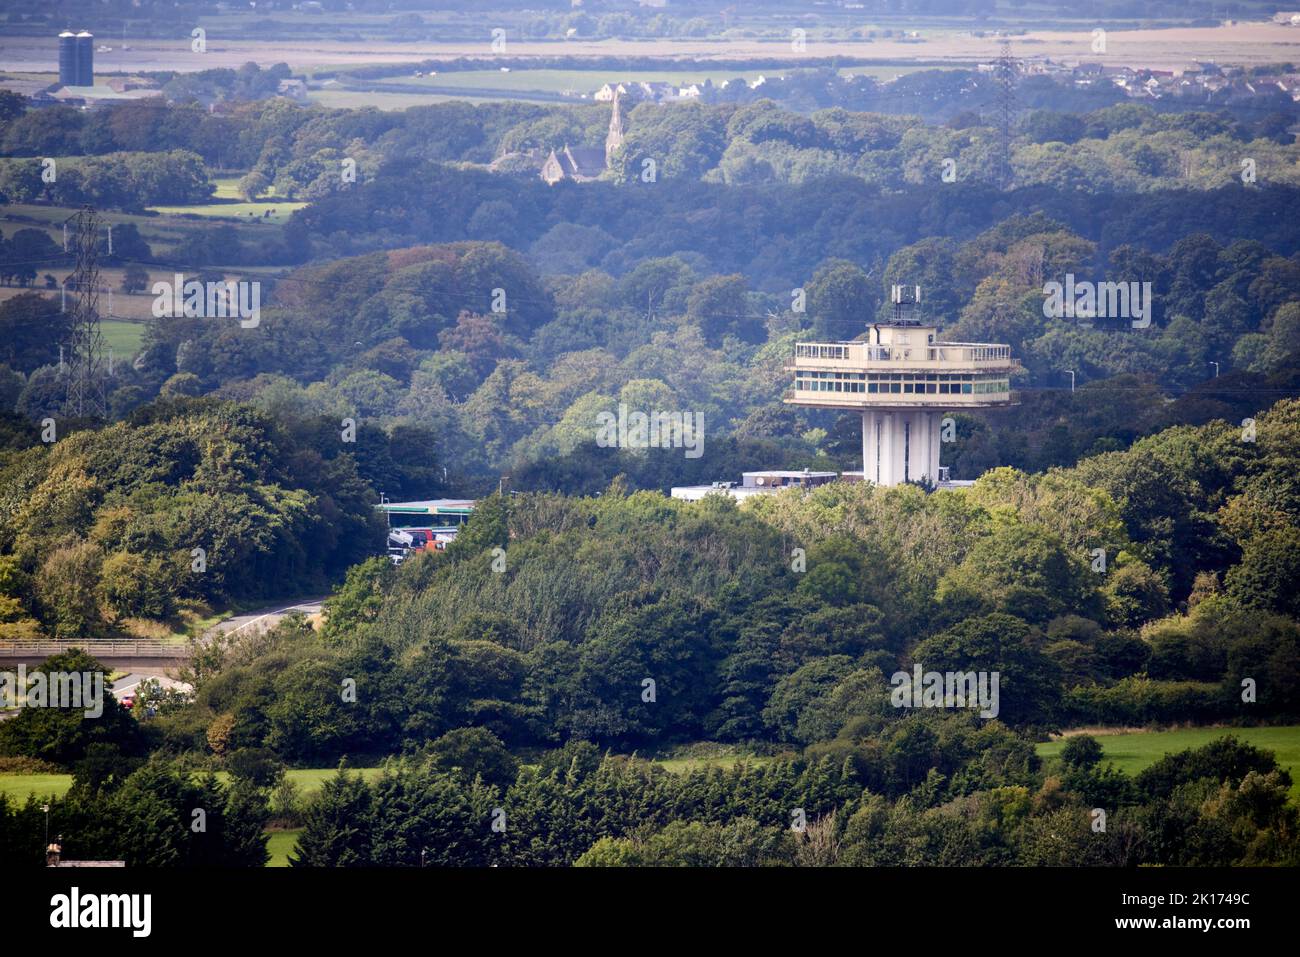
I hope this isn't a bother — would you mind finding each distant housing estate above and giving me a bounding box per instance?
[1012,54,1300,107]
[594,79,706,103]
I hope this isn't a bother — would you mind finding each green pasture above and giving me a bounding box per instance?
[266,828,303,867]
[1038,725,1300,801]
[0,766,386,803]
[148,178,306,224]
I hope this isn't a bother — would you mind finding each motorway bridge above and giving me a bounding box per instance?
[0,599,324,670]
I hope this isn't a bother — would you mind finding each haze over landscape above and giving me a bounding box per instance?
[0,0,1298,935]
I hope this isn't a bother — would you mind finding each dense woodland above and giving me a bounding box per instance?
[3,94,1297,201]
[1,38,1299,866]
[3,397,1300,865]
[9,206,1297,489]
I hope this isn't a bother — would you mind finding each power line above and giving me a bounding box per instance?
[995,38,1018,191]
[63,206,107,419]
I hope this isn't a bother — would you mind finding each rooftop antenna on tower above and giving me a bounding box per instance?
[889,284,922,324]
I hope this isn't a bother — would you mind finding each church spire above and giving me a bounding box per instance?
[605,90,625,167]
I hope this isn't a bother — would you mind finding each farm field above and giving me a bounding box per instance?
[374,64,933,95]
[1038,725,1300,801]
[146,200,305,224]
[0,766,387,803]
[0,265,259,326]
[146,175,305,224]
[3,21,1298,75]
[1,202,282,261]
[148,177,306,224]
[101,318,147,359]
[310,88,501,109]
[266,828,303,867]
[0,276,161,328]
[331,63,937,108]
[0,752,767,805]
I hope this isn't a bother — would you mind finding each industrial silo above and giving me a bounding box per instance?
[75,31,94,87]
[58,31,77,86]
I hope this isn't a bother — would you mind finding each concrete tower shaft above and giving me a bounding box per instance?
[861,409,944,486]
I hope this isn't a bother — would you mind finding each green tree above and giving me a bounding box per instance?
[911,614,1063,726]
[237,170,269,202]
[290,767,373,867]
[1226,527,1300,617]
[120,264,150,294]
[37,542,104,639]
[805,258,875,339]
[99,551,175,620]
[425,727,519,790]
[0,649,142,766]
[0,292,72,372]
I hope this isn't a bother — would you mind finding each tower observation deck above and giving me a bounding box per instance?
[785,286,1018,487]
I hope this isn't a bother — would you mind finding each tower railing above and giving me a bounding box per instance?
[794,341,1011,363]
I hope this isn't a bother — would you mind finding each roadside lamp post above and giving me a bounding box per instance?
[1066,370,1075,393]
[42,804,49,846]
[1211,361,1220,377]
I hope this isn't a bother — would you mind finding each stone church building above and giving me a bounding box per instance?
[541,92,625,184]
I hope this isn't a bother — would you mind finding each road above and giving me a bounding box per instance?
[0,597,327,668]
[209,598,326,640]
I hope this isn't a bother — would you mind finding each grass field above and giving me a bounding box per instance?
[374,64,932,96]
[0,260,278,329]
[7,727,1293,806]
[1,202,277,261]
[377,67,773,94]
[146,200,306,225]
[0,774,74,802]
[210,177,253,200]
[0,766,386,803]
[648,742,777,774]
[1038,725,1300,801]
[0,275,161,323]
[0,755,752,802]
[655,755,774,773]
[101,318,148,358]
[149,177,306,224]
[310,89,501,109]
[264,767,386,793]
[7,22,1298,75]
[266,828,303,867]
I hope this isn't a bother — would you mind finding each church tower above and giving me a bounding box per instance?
[605,90,625,167]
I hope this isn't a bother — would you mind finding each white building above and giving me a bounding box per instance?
[784,287,1018,487]
[671,470,840,502]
